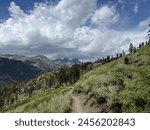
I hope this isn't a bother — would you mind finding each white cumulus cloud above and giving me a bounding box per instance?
[0,0,148,60]
[91,5,119,26]
[139,17,150,29]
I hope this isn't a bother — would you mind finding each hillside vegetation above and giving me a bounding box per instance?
[1,43,150,113]
[2,86,71,112]
[74,44,150,112]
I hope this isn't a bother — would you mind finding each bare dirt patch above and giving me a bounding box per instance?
[69,89,108,113]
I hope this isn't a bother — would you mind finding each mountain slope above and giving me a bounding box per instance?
[1,86,71,113]
[74,44,150,112]
[0,58,40,81]
[0,55,62,81]
[0,55,61,72]
[1,44,150,113]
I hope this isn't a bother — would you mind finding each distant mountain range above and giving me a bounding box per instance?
[0,55,82,81]
[54,58,82,65]
[0,58,40,81]
[0,55,61,71]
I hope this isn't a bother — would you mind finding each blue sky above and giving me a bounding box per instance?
[0,0,149,60]
[1,0,150,29]
[0,0,59,20]
[97,0,150,30]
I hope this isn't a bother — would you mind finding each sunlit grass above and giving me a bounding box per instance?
[74,45,150,112]
[2,86,71,113]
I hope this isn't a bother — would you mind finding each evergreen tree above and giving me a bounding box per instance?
[139,43,142,48]
[58,67,67,85]
[129,43,134,53]
[107,56,110,61]
[148,24,150,44]
[71,64,80,83]
[141,42,144,47]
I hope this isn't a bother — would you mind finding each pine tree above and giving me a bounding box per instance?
[141,42,144,47]
[129,43,134,53]
[107,56,110,61]
[148,24,150,44]
[71,64,80,83]
[58,67,67,85]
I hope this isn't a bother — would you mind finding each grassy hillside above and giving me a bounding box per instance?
[2,86,71,113]
[74,44,150,112]
[1,44,150,113]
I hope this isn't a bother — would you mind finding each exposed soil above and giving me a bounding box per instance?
[69,89,109,113]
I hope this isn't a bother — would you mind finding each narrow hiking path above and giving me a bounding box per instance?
[69,88,105,113]
[69,89,83,113]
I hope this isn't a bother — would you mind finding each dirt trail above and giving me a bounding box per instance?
[69,88,105,113]
[69,89,83,113]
